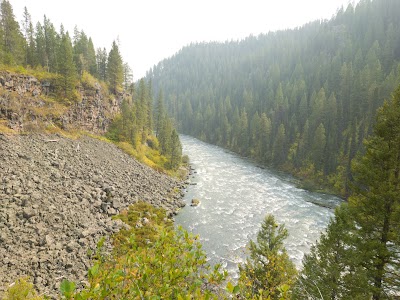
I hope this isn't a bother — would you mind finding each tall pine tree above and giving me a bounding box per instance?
[57,28,76,99]
[106,40,123,94]
[294,84,400,299]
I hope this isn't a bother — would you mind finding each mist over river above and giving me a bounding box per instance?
[175,135,343,278]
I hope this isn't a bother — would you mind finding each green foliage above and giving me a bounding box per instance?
[0,1,131,102]
[112,201,173,248]
[0,0,25,65]
[237,215,297,299]
[106,41,123,94]
[56,31,77,100]
[60,279,76,299]
[80,70,97,89]
[150,0,400,196]
[3,277,44,300]
[293,205,370,299]
[106,83,183,172]
[294,84,400,299]
[69,203,226,299]
[348,83,400,299]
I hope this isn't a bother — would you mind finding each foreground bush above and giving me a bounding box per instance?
[61,202,226,299]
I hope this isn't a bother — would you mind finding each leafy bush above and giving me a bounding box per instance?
[146,135,160,150]
[63,203,226,299]
[3,277,44,300]
[81,71,98,89]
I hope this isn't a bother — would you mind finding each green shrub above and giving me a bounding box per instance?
[63,203,227,299]
[3,277,44,300]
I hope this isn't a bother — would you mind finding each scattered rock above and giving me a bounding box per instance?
[0,134,186,298]
[191,199,200,207]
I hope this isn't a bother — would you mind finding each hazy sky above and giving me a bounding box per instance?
[12,0,357,79]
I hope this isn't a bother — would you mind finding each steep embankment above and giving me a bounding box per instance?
[0,70,120,133]
[0,133,185,297]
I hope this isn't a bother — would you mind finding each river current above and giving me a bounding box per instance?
[175,135,343,278]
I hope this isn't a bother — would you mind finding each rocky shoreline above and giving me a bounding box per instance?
[0,133,186,298]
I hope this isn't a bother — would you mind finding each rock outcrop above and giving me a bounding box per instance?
[0,133,185,298]
[0,71,121,133]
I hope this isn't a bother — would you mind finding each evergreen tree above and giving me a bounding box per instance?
[168,129,182,169]
[35,21,46,68]
[155,90,165,137]
[0,0,25,64]
[148,0,400,194]
[107,40,123,94]
[349,84,400,299]
[293,205,369,299]
[123,62,133,90]
[87,37,97,77]
[238,215,297,300]
[43,15,58,72]
[294,84,400,299]
[158,114,172,156]
[272,123,287,166]
[57,29,76,98]
[73,28,89,76]
[21,6,31,65]
[312,123,327,170]
[96,47,107,81]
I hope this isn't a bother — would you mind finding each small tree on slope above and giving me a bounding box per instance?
[238,214,297,299]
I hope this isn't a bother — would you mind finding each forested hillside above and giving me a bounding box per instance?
[149,0,400,195]
[0,0,182,171]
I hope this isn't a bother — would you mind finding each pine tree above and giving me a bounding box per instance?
[57,30,76,98]
[158,115,172,156]
[0,0,25,65]
[349,84,400,299]
[21,6,31,65]
[73,28,89,76]
[96,47,107,81]
[238,215,297,300]
[155,90,165,138]
[168,129,182,169]
[272,123,287,166]
[35,21,46,68]
[123,62,133,90]
[312,123,327,170]
[293,205,369,299]
[43,15,58,72]
[294,84,400,299]
[106,40,123,94]
[87,37,97,77]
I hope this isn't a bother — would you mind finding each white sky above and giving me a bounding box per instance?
[11,0,357,80]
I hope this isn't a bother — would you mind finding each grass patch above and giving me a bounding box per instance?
[0,120,17,134]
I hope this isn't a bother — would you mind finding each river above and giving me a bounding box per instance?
[175,135,343,278]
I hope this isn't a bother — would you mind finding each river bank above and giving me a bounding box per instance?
[0,133,185,298]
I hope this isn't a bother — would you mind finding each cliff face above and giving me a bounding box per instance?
[61,83,121,133]
[0,71,122,134]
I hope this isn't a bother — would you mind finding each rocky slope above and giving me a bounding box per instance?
[0,133,185,297]
[0,71,121,133]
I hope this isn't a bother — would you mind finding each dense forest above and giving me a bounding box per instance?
[0,0,399,299]
[149,0,400,195]
[0,0,182,171]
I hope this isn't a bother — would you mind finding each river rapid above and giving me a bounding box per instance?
[175,135,343,278]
